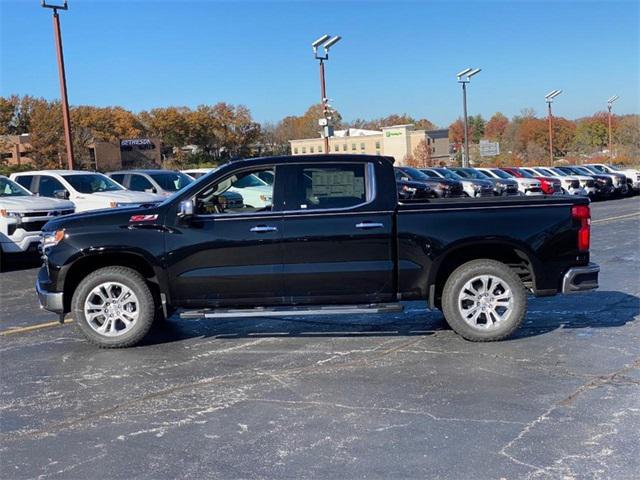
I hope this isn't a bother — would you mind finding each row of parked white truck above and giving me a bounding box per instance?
[0,162,638,268]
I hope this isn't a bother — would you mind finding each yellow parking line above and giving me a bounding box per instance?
[0,319,73,336]
[592,212,640,224]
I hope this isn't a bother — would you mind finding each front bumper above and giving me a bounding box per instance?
[561,263,599,294]
[0,233,42,253]
[36,270,64,314]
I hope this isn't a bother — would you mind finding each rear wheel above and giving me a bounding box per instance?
[441,259,527,341]
[72,266,156,348]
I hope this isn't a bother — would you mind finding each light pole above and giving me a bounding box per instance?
[457,68,481,167]
[312,34,341,154]
[607,95,619,163]
[41,0,74,170]
[544,89,562,166]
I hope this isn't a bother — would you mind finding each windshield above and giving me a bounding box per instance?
[232,173,268,188]
[512,168,533,178]
[398,167,431,181]
[607,165,621,171]
[548,168,568,177]
[536,168,556,177]
[63,174,123,193]
[572,166,594,176]
[0,177,31,197]
[429,169,462,180]
[489,169,513,179]
[582,166,599,174]
[457,168,489,180]
[149,172,193,192]
[589,165,607,173]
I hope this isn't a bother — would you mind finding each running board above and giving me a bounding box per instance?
[180,303,404,320]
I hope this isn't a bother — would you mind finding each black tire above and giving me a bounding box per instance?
[72,266,156,348]
[441,259,527,342]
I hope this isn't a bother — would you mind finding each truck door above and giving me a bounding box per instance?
[165,165,285,308]
[278,162,395,304]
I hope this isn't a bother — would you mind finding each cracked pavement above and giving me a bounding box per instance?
[1,196,639,479]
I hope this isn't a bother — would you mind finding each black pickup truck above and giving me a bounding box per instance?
[36,154,599,348]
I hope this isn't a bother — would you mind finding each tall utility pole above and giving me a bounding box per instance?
[312,35,341,154]
[544,90,562,166]
[41,0,74,170]
[607,95,619,163]
[456,68,481,168]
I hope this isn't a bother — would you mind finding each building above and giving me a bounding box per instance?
[289,124,451,165]
[0,134,162,170]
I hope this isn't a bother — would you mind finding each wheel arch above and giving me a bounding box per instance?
[428,240,538,309]
[62,249,167,313]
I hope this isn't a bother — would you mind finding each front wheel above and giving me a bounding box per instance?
[441,259,527,341]
[72,266,156,348]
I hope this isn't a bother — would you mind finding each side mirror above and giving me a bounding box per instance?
[145,188,157,194]
[53,189,69,199]
[177,199,194,219]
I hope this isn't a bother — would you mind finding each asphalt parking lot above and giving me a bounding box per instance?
[1,196,639,480]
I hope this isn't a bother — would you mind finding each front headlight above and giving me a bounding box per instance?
[472,183,483,190]
[437,182,449,189]
[496,181,506,188]
[41,229,66,249]
[259,194,272,202]
[402,185,417,193]
[0,209,22,219]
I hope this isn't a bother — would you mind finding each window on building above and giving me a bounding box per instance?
[294,147,299,154]
[318,145,323,153]
[334,144,339,152]
[302,147,306,154]
[343,144,347,151]
[360,143,365,150]
[351,143,356,151]
[375,141,380,150]
[433,147,436,153]
[310,146,315,153]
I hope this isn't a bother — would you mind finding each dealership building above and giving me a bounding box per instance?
[0,134,162,170]
[289,124,451,165]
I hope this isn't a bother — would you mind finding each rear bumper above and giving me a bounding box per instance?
[36,270,64,314]
[561,263,599,294]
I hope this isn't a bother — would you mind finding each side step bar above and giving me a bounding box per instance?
[180,303,404,320]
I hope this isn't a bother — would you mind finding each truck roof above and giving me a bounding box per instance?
[12,170,104,176]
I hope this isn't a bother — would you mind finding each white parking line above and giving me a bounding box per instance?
[592,212,640,224]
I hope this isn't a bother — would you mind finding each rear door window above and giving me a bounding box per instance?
[14,175,35,192]
[129,174,154,192]
[283,163,369,211]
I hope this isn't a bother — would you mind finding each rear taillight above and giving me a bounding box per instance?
[571,205,591,252]
[539,179,553,194]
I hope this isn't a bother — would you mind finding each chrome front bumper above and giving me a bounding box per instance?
[562,263,600,294]
[36,277,64,313]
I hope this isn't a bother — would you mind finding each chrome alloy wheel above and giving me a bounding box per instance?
[84,282,139,337]
[457,274,513,330]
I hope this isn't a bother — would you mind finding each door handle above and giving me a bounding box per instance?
[250,225,278,233]
[355,222,384,229]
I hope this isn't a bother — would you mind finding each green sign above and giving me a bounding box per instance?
[385,131,403,137]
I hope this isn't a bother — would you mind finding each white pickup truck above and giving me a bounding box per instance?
[0,176,74,269]
[10,170,164,212]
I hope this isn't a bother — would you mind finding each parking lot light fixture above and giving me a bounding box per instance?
[41,0,74,170]
[607,95,619,163]
[457,67,481,168]
[312,35,341,154]
[545,89,562,166]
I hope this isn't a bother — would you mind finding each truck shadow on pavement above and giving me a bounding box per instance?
[140,290,639,346]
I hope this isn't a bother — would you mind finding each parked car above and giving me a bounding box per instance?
[10,171,164,213]
[395,167,463,198]
[520,167,586,196]
[183,168,273,208]
[584,164,634,194]
[500,167,561,195]
[556,166,615,199]
[544,167,597,199]
[394,169,434,199]
[422,167,493,198]
[477,167,541,196]
[449,167,519,196]
[0,175,74,270]
[107,170,193,197]
[36,154,598,348]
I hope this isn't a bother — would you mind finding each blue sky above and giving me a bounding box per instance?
[1,0,638,127]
